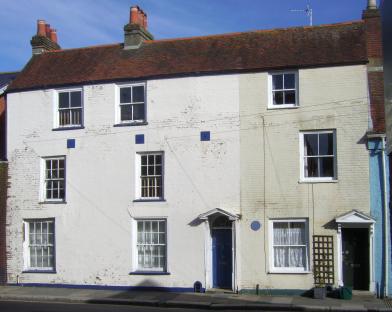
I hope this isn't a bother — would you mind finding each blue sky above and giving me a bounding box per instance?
[0,0,380,72]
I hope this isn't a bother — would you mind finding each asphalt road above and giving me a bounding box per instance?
[0,300,290,312]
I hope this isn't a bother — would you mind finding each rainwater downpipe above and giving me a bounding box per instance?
[382,137,389,297]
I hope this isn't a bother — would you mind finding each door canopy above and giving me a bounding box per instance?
[335,209,375,226]
[198,208,240,221]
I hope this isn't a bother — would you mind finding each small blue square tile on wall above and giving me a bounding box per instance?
[135,134,145,144]
[200,131,210,141]
[67,139,75,149]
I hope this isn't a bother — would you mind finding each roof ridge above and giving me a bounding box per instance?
[146,20,363,44]
[47,43,122,54]
[43,20,363,52]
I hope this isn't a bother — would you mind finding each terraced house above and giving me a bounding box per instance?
[4,1,389,295]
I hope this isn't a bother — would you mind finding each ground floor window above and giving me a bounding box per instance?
[269,219,309,273]
[136,219,166,271]
[23,219,55,271]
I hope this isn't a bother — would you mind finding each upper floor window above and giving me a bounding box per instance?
[135,152,163,200]
[300,130,336,181]
[268,72,298,108]
[117,83,146,124]
[41,156,65,202]
[57,89,83,128]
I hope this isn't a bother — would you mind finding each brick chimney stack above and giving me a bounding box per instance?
[124,5,153,50]
[363,0,385,134]
[31,19,61,55]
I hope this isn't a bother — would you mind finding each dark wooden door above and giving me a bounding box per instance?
[212,229,232,289]
[342,228,369,290]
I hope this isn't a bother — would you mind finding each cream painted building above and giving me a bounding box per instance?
[5,4,382,294]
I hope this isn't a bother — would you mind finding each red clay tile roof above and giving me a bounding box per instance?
[8,21,367,92]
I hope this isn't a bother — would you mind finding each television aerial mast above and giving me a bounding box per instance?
[290,3,313,26]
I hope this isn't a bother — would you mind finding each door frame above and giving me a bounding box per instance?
[336,210,375,291]
[199,208,239,291]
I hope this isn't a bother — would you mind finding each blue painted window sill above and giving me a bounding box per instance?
[114,122,148,127]
[133,199,166,203]
[52,126,84,131]
[22,270,57,274]
[129,271,170,275]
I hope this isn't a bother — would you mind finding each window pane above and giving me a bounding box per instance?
[155,165,162,175]
[70,91,82,108]
[30,248,37,267]
[159,233,165,244]
[305,157,318,177]
[288,247,305,267]
[141,165,147,176]
[141,156,147,165]
[319,133,334,156]
[273,91,284,105]
[148,155,154,165]
[132,86,144,103]
[120,87,132,103]
[132,104,145,120]
[304,134,318,156]
[284,73,295,89]
[152,221,158,232]
[59,92,69,108]
[320,157,334,178]
[274,247,288,267]
[155,155,162,165]
[145,221,151,232]
[289,222,305,244]
[273,223,289,245]
[272,74,283,90]
[120,105,132,121]
[148,166,154,175]
[284,90,296,104]
[159,221,166,233]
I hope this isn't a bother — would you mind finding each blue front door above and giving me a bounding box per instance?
[212,229,232,289]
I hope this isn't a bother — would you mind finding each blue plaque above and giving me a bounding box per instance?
[251,221,261,231]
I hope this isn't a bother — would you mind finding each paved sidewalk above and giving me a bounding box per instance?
[0,285,390,311]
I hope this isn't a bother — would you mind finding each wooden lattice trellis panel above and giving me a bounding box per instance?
[313,235,334,285]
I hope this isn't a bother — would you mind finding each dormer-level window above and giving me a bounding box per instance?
[268,72,298,108]
[116,83,146,124]
[57,89,83,128]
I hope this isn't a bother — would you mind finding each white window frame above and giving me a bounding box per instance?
[268,218,310,273]
[40,156,66,202]
[135,152,164,200]
[23,219,55,272]
[299,130,337,182]
[268,71,299,109]
[132,218,167,272]
[53,87,84,128]
[115,82,146,124]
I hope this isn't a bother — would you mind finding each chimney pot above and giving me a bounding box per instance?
[50,29,58,43]
[37,20,46,36]
[45,24,51,37]
[130,6,139,24]
[367,0,377,9]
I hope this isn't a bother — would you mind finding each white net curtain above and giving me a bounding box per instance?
[273,222,306,268]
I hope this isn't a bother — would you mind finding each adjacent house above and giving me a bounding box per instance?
[0,71,18,285]
[4,1,387,294]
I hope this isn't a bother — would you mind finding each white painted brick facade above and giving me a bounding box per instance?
[6,65,370,291]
